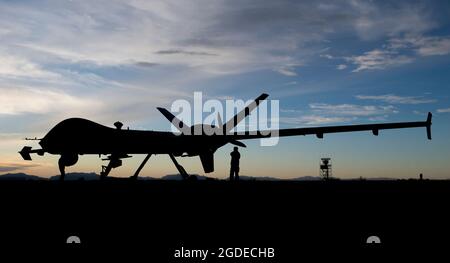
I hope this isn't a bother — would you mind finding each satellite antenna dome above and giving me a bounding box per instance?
[114,121,123,130]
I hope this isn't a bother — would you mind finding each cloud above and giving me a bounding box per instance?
[389,35,450,56]
[367,116,388,122]
[280,102,398,126]
[155,49,218,56]
[417,37,450,56]
[337,64,347,70]
[342,34,450,72]
[413,110,426,116]
[0,1,311,75]
[309,103,398,116]
[134,61,159,68]
[0,162,40,172]
[280,108,302,113]
[320,54,334,59]
[356,94,436,104]
[0,53,60,79]
[275,66,298,76]
[349,1,436,40]
[437,108,450,113]
[283,81,298,86]
[0,0,439,77]
[0,0,446,135]
[281,115,355,125]
[274,62,302,76]
[345,49,413,72]
[0,87,101,115]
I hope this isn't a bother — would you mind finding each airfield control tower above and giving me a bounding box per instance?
[320,158,332,180]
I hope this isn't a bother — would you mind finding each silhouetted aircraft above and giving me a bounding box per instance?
[19,94,432,180]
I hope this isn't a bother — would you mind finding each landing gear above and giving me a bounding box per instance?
[131,154,152,180]
[97,153,190,181]
[131,154,190,180]
[58,158,65,181]
[100,157,122,179]
[58,153,79,181]
[169,154,189,180]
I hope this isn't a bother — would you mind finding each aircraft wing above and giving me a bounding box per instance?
[223,93,269,133]
[157,107,191,134]
[228,112,433,140]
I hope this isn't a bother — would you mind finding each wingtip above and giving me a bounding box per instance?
[157,107,172,115]
[426,112,432,140]
[260,93,269,99]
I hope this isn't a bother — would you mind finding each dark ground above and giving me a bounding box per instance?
[1,179,449,259]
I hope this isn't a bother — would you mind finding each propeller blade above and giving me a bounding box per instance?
[157,107,191,134]
[224,93,269,133]
[217,112,223,128]
[229,140,247,148]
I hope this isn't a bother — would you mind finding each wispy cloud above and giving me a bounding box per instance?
[0,0,447,139]
[389,35,450,56]
[345,49,413,72]
[275,63,300,77]
[0,1,315,76]
[320,54,334,59]
[0,87,100,115]
[343,34,450,72]
[0,53,60,79]
[134,61,159,68]
[275,66,298,76]
[1,0,438,78]
[309,103,398,116]
[336,64,347,70]
[283,81,298,86]
[280,109,302,113]
[413,110,426,116]
[356,94,436,104]
[417,37,450,56]
[349,0,436,40]
[437,108,450,113]
[155,49,218,56]
[280,102,398,126]
[0,162,40,172]
[367,116,388,121]
[281,115,355,125]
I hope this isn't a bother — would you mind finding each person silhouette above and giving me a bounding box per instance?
[230,147,240,181]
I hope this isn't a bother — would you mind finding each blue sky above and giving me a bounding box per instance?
[0,0,449,179]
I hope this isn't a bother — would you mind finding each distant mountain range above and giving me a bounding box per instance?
[0,172,403,181]
[0,173,44,181]
[49,172,100,181]
[0,172,101,181]
[0,172,324,181]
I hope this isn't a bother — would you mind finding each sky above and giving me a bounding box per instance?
[0,0,450,179]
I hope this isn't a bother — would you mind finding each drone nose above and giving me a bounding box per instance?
[38,137,48,148]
